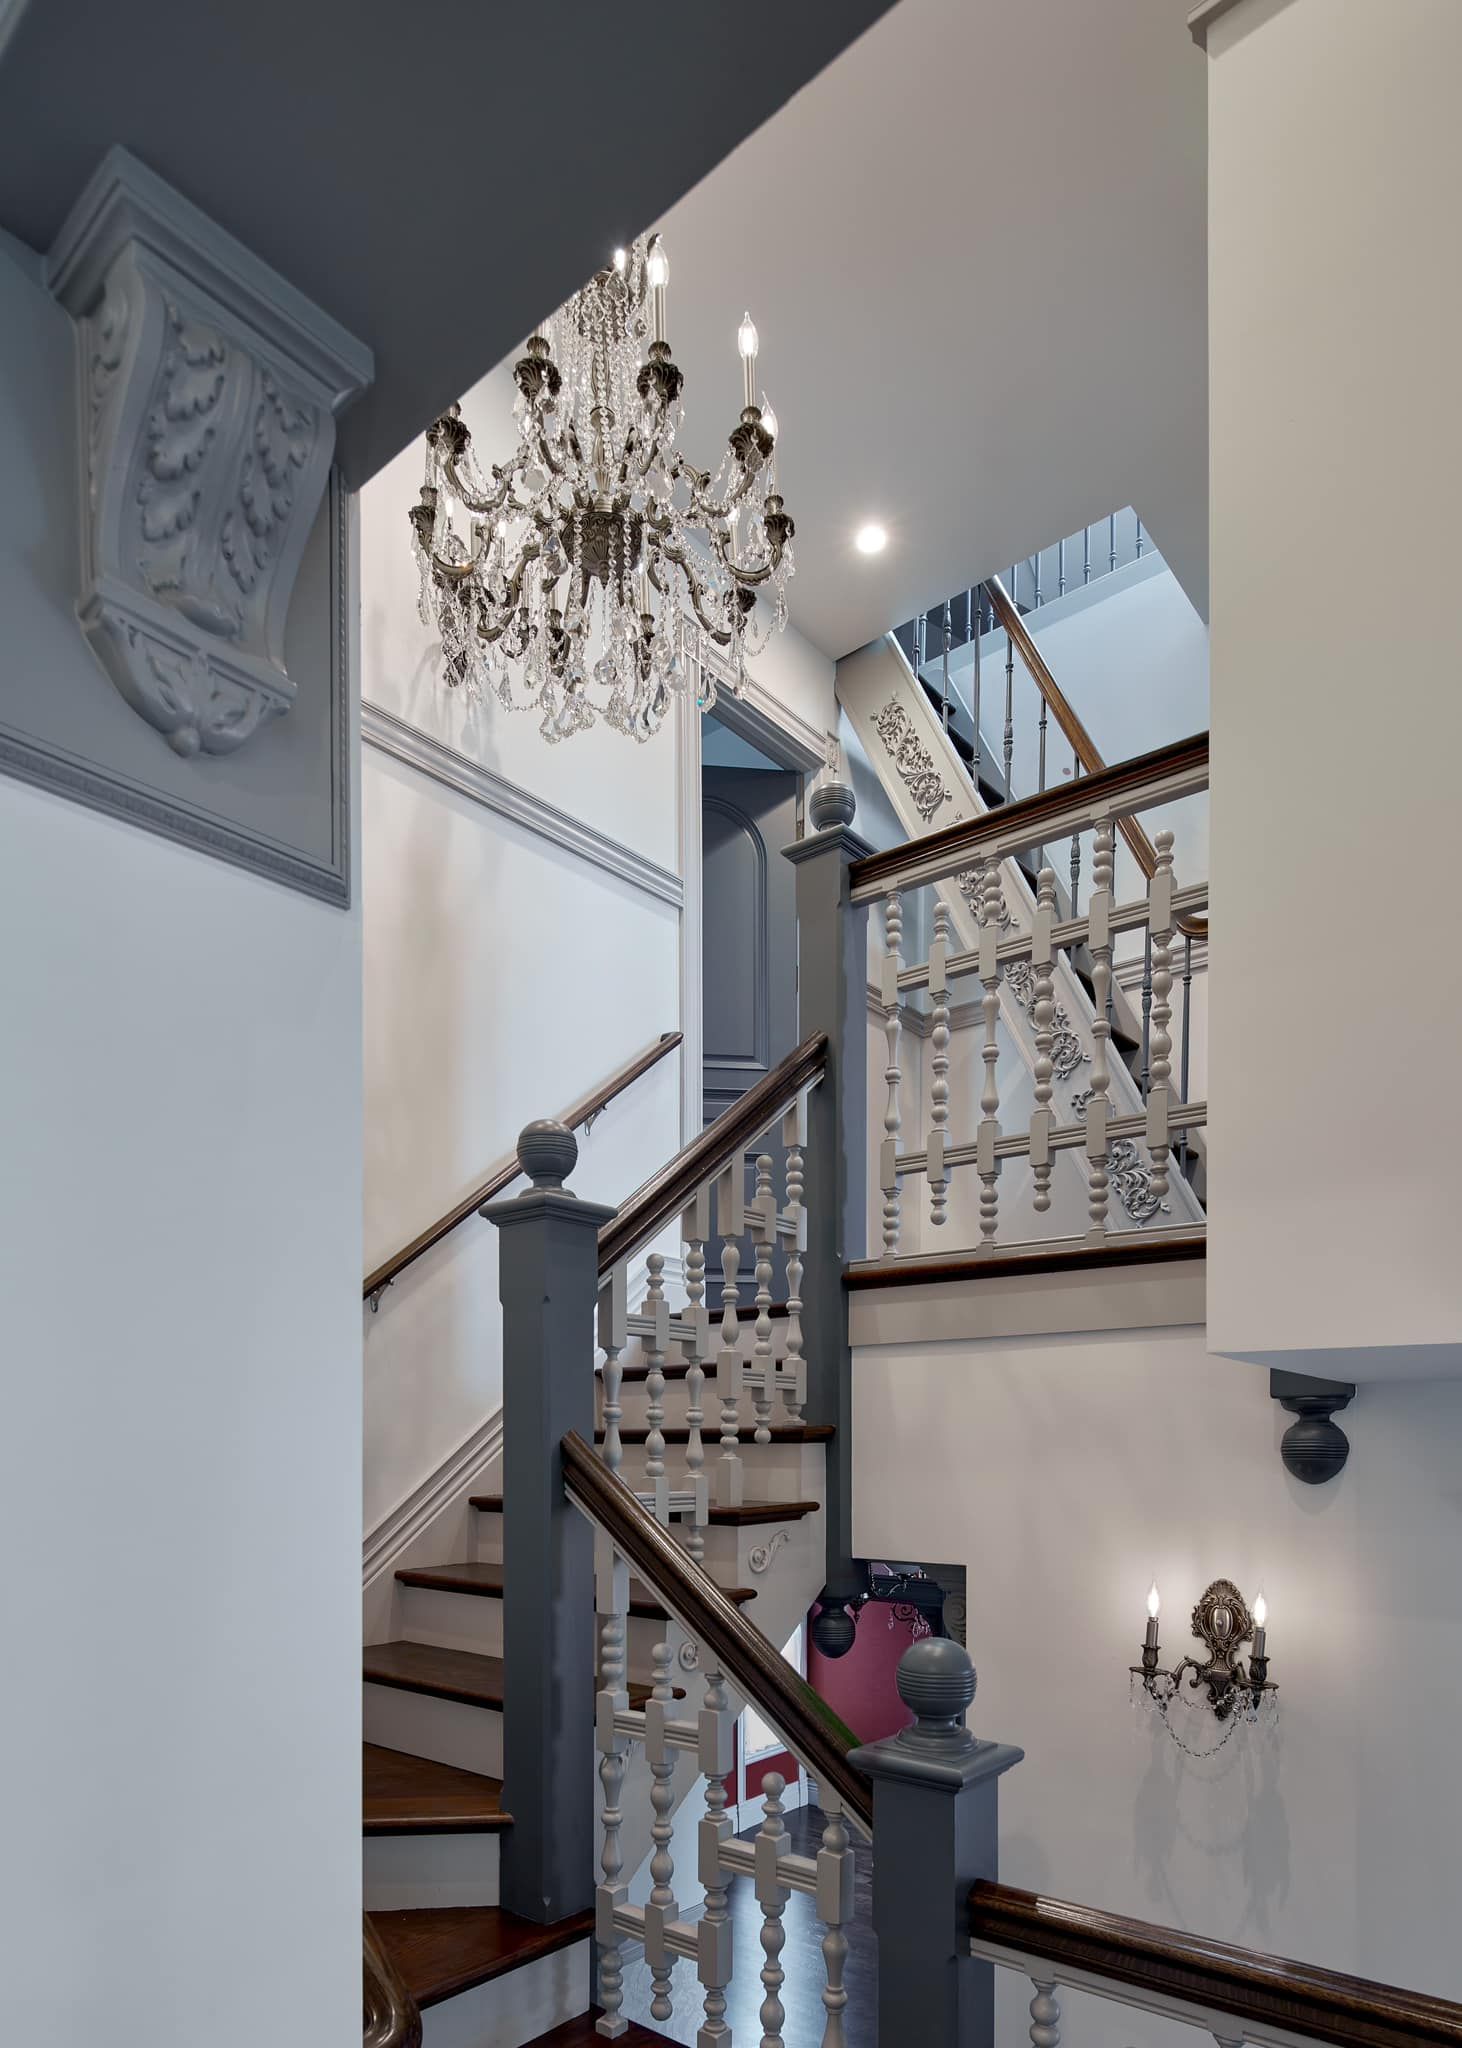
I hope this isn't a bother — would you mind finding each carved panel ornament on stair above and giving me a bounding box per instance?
[872,700,953,824]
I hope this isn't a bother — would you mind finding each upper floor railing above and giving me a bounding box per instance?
[850,733,1209,1259]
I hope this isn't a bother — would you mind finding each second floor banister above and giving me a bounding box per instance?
[967,1881,1462,2048]
[846,732,1210,1259]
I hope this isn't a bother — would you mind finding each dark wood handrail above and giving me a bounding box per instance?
[363,1913,422,2048]
[597,1031,828,1276]
[561,1430,873,1832]
[850,733,1209,897]
[984,576,1207,938]
[364,1031,682,1301]
[968,1883,1462,2048]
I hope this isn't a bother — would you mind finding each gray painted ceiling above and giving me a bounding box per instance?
[641,0,1210,654]
[0,0,895,485]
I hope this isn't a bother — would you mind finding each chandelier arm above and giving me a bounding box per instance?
[661,548,734,647]
[531,429,569,481]
[441,457,514,520]
[428,552,477,585]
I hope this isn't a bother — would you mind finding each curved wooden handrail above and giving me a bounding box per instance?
[967,1883,1462,2048]
[851,733,1209,898]
[984,577,1207,939]
[597,1031,828,1276]
[561,1430,872,1832]
[364,1031,682,1301]
[363,1913,423,2048]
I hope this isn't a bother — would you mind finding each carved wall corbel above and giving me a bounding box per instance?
[45,147,371,760]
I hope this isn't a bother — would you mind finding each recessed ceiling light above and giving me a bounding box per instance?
[855,523,888,556]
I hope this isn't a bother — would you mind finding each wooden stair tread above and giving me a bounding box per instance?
[469,1491,818,1527]
[597,1423,833,1445]
[523,2014,680,2047]
[395,1559,757,1611]
[364,1639,659,1711]
[363,1743,509,1835]
[370,1903,593,2010]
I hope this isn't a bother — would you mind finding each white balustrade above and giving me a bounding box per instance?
[642,1252,670,1525]
[977,856,1004,1247]
[751,1153,777,1446]
[598,1263,628,1477]
[929,899,951,1227]
[715,1159,745,1507]
[1146,827,1175,1201]
[881,888,904,1254]
[682,1185,711,1564]
[1085,815,1115,1240]
[781,1095,807,1422]
[1029,868,1056,1213]
[1029,1977,1061,2048]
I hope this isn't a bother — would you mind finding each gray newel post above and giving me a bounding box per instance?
[481,1119,614,1923]
[849,1639,1024,2048]
[783,781,871,1624]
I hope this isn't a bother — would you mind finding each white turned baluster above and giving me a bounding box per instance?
[714,1162,745,1507]
[755,1772,790,2048]
[643,1252,670,1525]
[696,1666,736,2048]
[881,888,904,1254]
[682,1186,712,1563]
[928,899,951,1227]
[594,1531,631,2038]
[977,856,1003,1247]
[597,1265,628,1478]
[1029,1977,1061,2048]
[1029,868,1057,1213]
[1086,816,1115,1239]
[780,1095,807,1422]
[751,1152,776,1445]
[1146,826,1175,1199]
[815,1796,856,2048]
[645,1640,680,2023]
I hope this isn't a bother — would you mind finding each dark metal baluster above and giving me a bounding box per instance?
[916,610,927,680]
[1069,751,1082,915]
[941,600,952,735]
[1083,526,1092,585]
[1108,513,1117,574]
[1003,625,1015,802]
[1057,536,1067,597]
[1135,515,1145,561]
[1033,553,1043,608]
[1139,928,1154,1101]
[1009,562,1019,612]
[1178,930,1194,1179]
[971,590,983,792]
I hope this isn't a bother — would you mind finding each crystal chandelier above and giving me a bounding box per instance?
[409,234,796,743]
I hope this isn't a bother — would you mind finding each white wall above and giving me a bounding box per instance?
[852,1312,1462,2019]
[1206,0,1462,1376]
[0,240,361,2043]
[359,352,835,1536]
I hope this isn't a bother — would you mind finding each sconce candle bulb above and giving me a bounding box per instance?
[1143,1581,1161,1658]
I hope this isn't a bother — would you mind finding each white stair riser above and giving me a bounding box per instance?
[419,1940,590,2048]
[363,1682,503,1779]
[398,1585,503,1657]
[364,1830,500,1911]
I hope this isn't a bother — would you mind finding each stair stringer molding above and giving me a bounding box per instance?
[836,634,1204,1249]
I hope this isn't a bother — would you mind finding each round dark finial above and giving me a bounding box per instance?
[896,1637,976,1748]
[809,781,857,832]
[518,1119,578,1191]
[1280,1408,1350,1484]
[809,1601,858,1660]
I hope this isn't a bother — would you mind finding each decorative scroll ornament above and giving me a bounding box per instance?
[1003,958,1086,1078]
[1068,1093,1170,1224]
[46,148,371,759]
[873,701,953,823]
[411,236,795,744]
[957,865,1017,934]
[748,1528,791,1576]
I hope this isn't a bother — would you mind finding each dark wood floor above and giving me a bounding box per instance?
[614,1806,876,2048]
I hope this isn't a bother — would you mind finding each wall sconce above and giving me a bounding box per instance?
[1132,1579,1277,1754]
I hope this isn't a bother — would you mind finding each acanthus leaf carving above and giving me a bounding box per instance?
[873,700,953,825]
[47,148,371,763]
[1003,957,1086,1080]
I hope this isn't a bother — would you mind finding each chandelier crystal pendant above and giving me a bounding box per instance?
[408,234,796,744]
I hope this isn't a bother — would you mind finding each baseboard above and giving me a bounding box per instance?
[364,1408,505,1592]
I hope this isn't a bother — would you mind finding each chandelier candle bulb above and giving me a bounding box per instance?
[738,311,759,411]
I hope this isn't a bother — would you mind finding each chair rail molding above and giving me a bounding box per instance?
[46,146,372,762]
[361,700,683,909]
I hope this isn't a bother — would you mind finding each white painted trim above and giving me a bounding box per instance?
[700,640,838,776]
[1116,937,1209,994]
[677,676,705,1145]
[1187,0,1268,50]
[363,1406,505,1590]
[362,700,684,909]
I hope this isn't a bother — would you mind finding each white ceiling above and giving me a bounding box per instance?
[644,0,1209,658]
